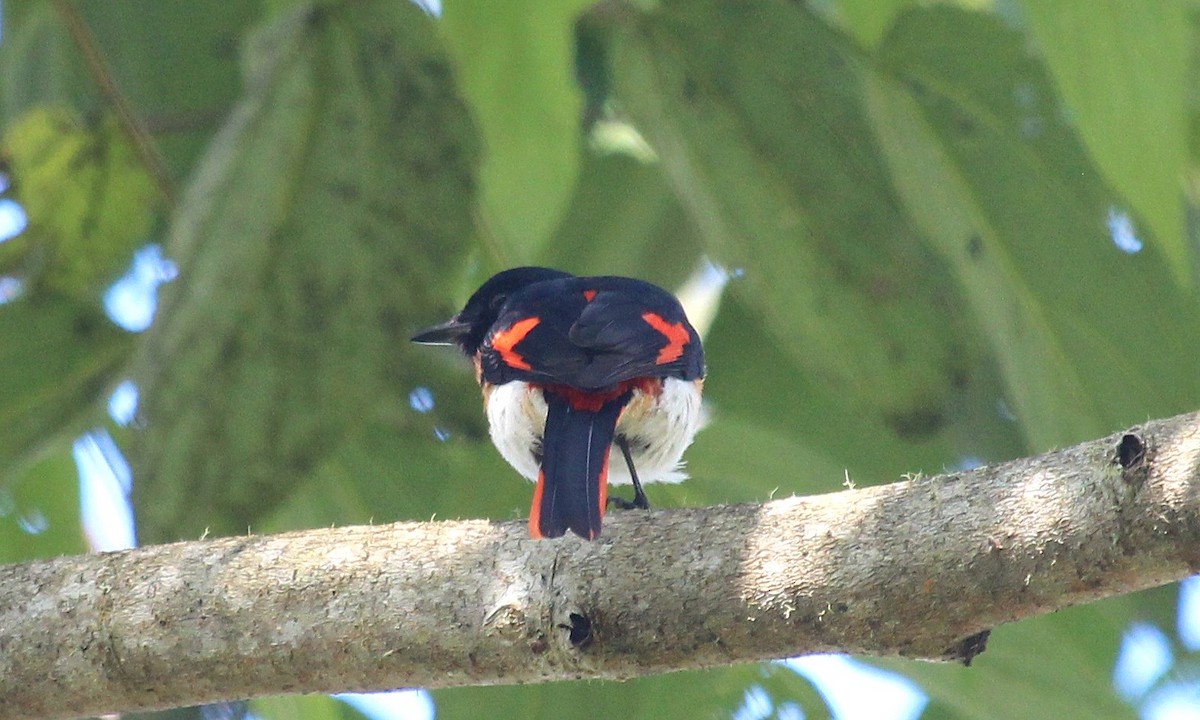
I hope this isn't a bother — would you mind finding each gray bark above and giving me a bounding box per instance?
[2,412,1198,720]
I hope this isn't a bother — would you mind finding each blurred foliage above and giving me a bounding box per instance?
[434,662,830,720]
[125,0,484,542]
[0,450,84,564]
[0,107,157,297]
[1,0,1199,718]
[0,297,131,475]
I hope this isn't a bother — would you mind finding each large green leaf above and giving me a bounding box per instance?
[0,299,130,475]
[252,693,359,720]
[77,1,267,178]
[0,451,84,564]
[1,107,157,298]
[440,0,595,263]
[261,415,526,533]
[592,0,984,443]
[0,2,91,123]
[867,6,1200,449]
[1018,0,1191,288]
[882,596,1141,719]
[696,294,1015,488]
[0,2,265,188]
[829,0,914,48]
[543,147,702,285]
[129,0,482,542]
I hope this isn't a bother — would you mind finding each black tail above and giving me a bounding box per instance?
[530,389,632,540]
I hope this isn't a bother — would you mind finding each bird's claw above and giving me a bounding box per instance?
[607,494,650,511]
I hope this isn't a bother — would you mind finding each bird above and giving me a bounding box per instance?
[412,267,705,540]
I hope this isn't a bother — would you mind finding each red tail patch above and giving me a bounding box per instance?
[530,387,632,540]
[529,470,548,539]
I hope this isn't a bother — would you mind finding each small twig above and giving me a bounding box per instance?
[52,0,175,206]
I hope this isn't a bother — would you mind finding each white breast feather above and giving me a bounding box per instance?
[485,378,705,486]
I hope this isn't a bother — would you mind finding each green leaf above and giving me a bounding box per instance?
[129,0,482,542]
[880,596,1141,719]
[597,0,983,442]
[693,293,987,486]
[0,2,91,123]
[252,694,353,720]
[0,450,85,564]
[0,298,131,474]
[829,0,914,48]
[1,2,268,178]
[77,1,268,177]
[440,0,594,263]
[867,6,1200,448]
[543,147,702,285]
[1,107,158,299]
[261,416,526,533]
[1017,0,1191,288]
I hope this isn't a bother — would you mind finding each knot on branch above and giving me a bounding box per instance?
[562,612,594,649]
[1113,432,1149,485]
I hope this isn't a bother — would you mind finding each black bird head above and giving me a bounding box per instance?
[411,266,573,355]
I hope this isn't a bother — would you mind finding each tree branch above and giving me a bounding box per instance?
[4,411,1200,720]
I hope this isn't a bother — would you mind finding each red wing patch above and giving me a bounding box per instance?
[583,289,597,302]
[641,312,690,364]
[491,317,541,371]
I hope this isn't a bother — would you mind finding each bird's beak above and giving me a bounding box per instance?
[411,317,472,345]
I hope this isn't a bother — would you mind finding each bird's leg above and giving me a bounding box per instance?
[608,436,650,510]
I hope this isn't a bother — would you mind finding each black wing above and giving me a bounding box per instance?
[479,276,704,390]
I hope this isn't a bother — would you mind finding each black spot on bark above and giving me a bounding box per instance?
[564,612,593,649]
[1114,433,1145,470]
[223,538,253,558]
[1114,432,1150,486]
[946,629,990,666]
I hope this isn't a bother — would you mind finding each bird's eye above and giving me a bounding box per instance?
[489,293,508,311]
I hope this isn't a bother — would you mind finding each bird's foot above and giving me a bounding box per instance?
[607,494,650,511]
[611,436,651,510]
